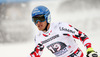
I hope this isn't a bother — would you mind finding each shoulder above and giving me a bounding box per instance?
[50,22,61,29]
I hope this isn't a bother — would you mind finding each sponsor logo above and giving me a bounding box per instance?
[54,47,68,56]
[59,27,75,33]
[42,34,59,44]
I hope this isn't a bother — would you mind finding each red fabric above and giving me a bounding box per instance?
[36,48,40,53]
[30,51,41,57]
[67,48,84,57]
[67,34,70,36]
[69,24,72,27]
[43,30,52,36]
[43,34,47,37]
[79,37,89,42]
[80,52,83,57]
[33,52,37,57]
[79,37,83,42]
[79,31,82,34]
[30,52,37,57]
[74,48,78,54]
[30,53,33,57]
[85,43,91,48]
[83,37,89,43]
[73,35,79,39]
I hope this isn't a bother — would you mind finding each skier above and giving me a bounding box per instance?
[29,5,98,57]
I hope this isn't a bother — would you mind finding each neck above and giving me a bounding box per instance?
[43,23,50,33]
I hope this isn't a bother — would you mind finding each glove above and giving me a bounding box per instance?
[36,43,44,51]
[29,43,44,57]
[87,48,98,57]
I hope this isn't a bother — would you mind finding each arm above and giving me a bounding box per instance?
[29,35,44,57]
[68,24,98,57]
[59,22,98,57]
[72,27,91,49]
[59,22,91,49]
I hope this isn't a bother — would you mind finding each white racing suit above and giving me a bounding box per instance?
[30,22,92,57]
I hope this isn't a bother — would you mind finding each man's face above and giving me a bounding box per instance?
[32,15,47,31]
[36,20,47,31]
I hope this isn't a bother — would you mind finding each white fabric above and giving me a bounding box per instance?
[34,22,85,57]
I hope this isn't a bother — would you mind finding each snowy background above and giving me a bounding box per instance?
[0,0,100,57]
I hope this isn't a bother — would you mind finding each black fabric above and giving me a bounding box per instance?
[81,35,87,41]
[43,23,49,31]
[69,48,80,57]
[75,34,81,37]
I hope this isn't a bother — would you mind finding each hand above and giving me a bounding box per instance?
[29,43,44,57]
[87,48,98,57]
[36,43,44,51]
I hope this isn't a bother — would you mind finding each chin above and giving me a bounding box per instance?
[38,27,45,31]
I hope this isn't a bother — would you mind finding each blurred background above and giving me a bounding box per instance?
[0,0,100,57]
